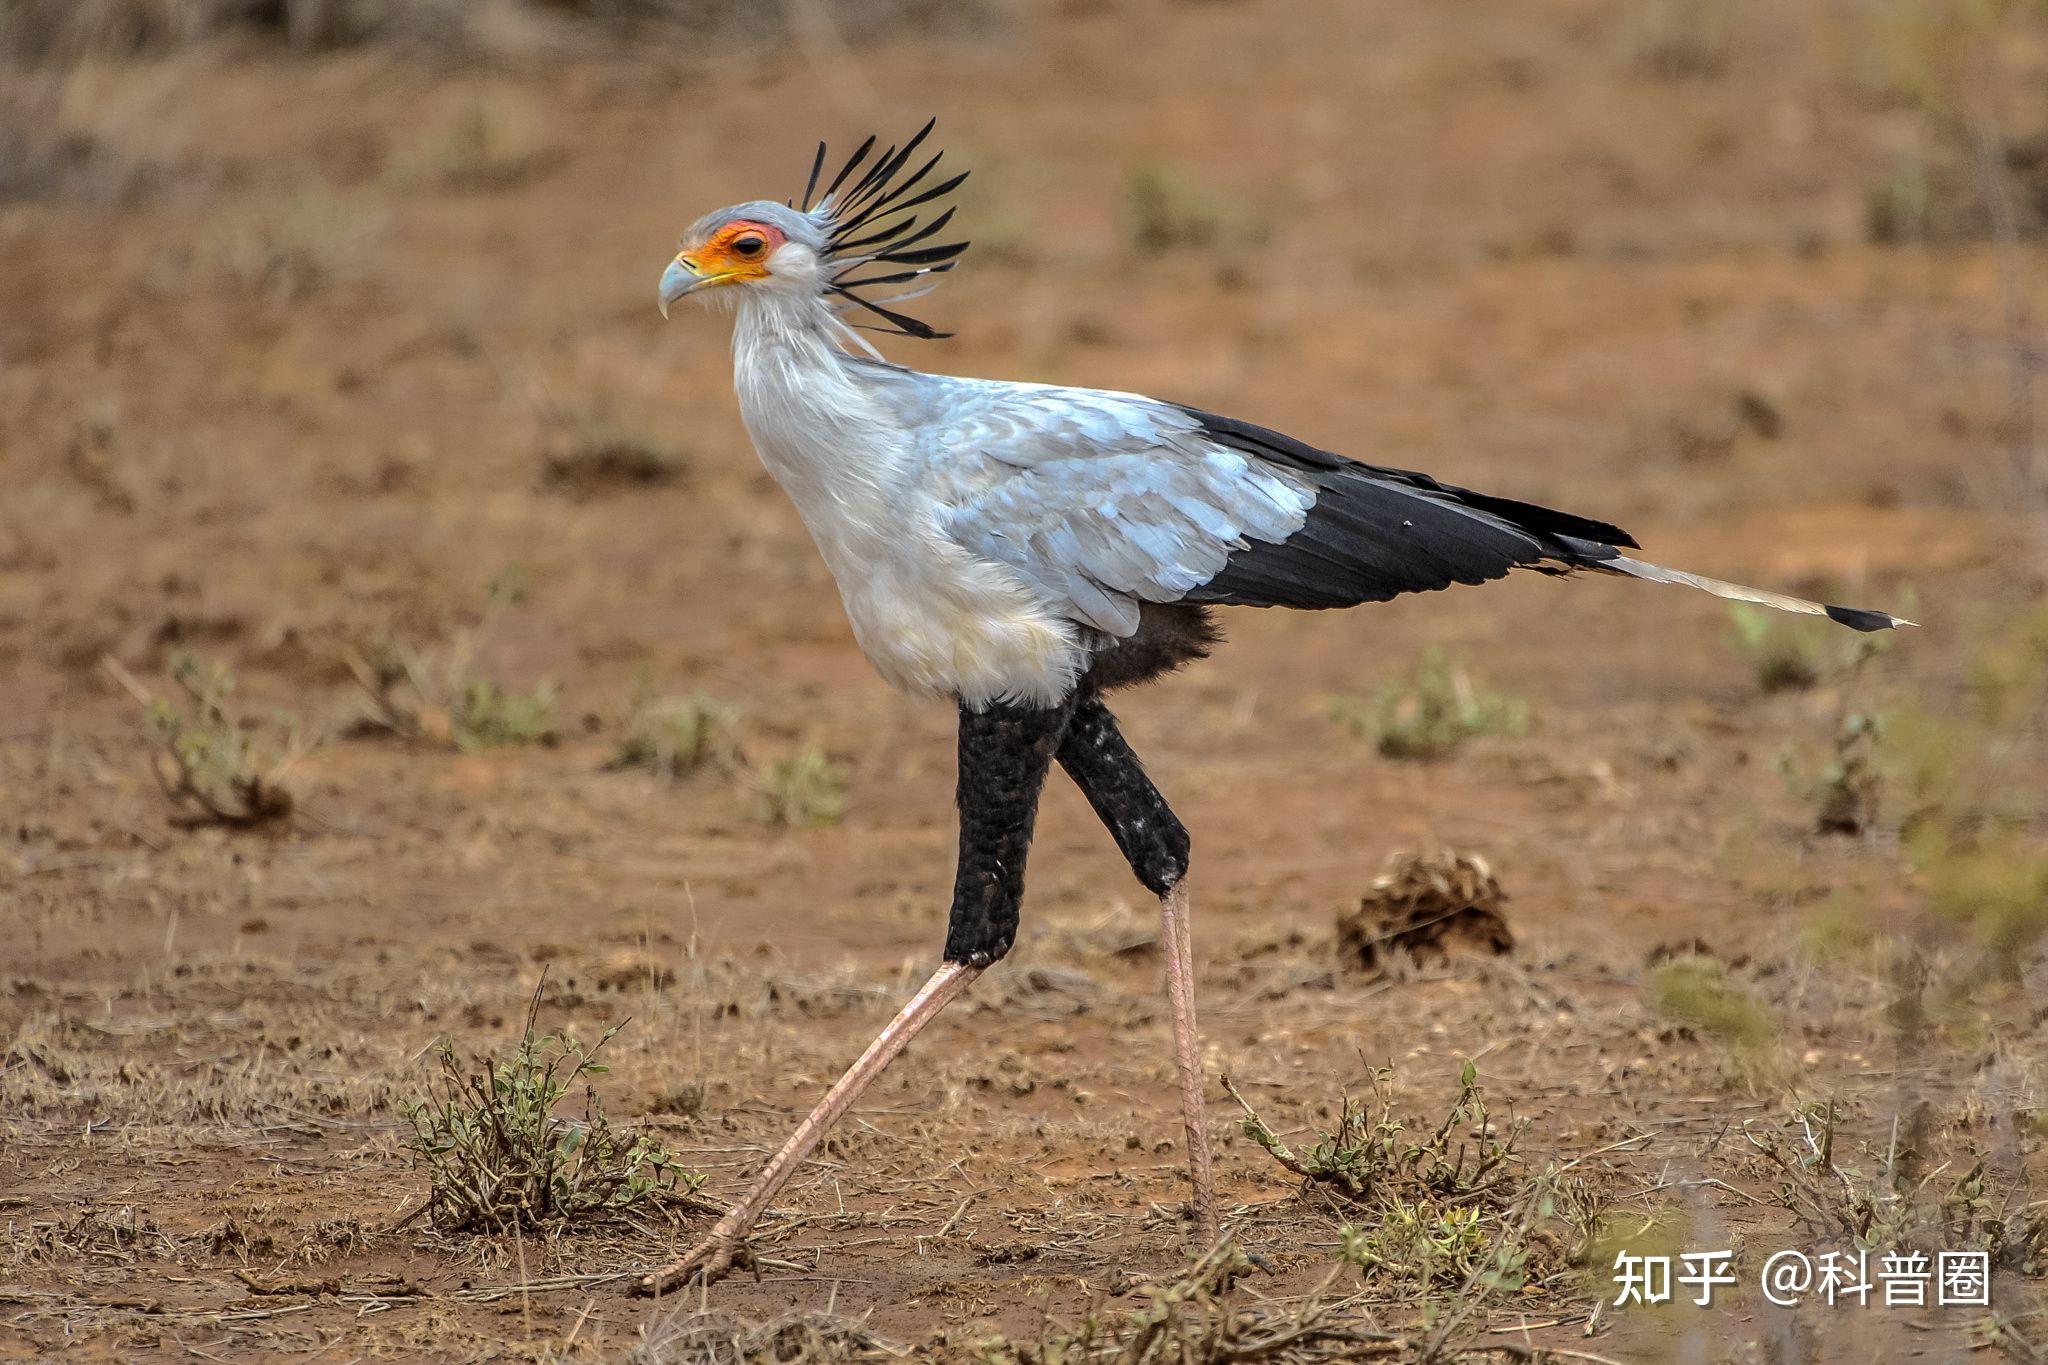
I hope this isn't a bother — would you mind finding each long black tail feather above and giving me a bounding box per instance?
[1176,404,1909,630]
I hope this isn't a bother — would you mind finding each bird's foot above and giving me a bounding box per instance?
[634,1234,754,1296]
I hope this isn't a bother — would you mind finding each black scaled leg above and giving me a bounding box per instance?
[1057,693,1190,896]
[1056,693,1218,1246]
[945,696,1077,966]
[640,695,1074,1295]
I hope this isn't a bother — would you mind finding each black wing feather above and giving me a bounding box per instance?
[1174,406,1636,611]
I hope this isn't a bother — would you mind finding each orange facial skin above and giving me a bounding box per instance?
[677,220,787,287]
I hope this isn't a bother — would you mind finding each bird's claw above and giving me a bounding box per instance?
[634,1236,754,1296]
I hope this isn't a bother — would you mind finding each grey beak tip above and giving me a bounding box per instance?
[659,257,701,319]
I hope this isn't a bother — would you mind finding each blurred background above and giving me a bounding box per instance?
[3,0,2046,1359]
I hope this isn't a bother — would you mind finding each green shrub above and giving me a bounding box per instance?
[749,746,848,827]
[608,688,741,782]
[403,1001,700,1234]
[138,652,299,827]
[449,678,558,752]
[1331,650,1531,761]
[1644,954,1777,1055]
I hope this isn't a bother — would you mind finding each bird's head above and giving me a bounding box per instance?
[661,201,830,311]
[660,119,969,341]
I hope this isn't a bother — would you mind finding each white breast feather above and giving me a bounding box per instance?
[731,299,1085,706]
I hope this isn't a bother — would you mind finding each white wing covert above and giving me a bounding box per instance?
[906,380,1318,637]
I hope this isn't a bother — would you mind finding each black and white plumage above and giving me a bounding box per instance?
[660,127,1901,708]
[640,123,1906,1293]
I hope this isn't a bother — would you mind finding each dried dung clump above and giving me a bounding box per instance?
[1336,851,1514,972]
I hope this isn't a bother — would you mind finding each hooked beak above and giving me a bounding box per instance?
[658,254,707,319]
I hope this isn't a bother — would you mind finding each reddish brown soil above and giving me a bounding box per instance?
[4,1,2045,1359]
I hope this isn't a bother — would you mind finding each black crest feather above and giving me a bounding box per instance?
[800,118,968,340]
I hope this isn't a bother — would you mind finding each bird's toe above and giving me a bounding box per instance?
[634,1237,751,1296]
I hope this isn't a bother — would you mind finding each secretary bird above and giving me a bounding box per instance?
[639,121,1905,1292]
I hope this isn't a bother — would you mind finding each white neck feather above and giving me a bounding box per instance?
[718,287,1085,707]
[729,290,906,537]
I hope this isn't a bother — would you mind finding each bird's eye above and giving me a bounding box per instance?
[732,234,767,259]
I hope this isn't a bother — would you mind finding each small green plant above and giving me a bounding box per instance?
[608,686,742,783]
[749,746,848,827]
[1644,953,1785,1090]
[1330,650,1531,760]
[1797,710,1884,835]
[1122,163,1267,253]
[450,678,558,752]
[1882,598,2048,981]
[1867,156,1938,244]
[1727,607,1812,691]
[1644,954,1775,1051]
[1339,1202,1492,1284]
[1727,603,1893,693]
[347,574,558,752]
[1729,605,1825,690]
[402,985,701,1235]
[122,651,299,827]
[351,642,557,752]
[1224,1063,1607,1304]
[1921,835,2048,978]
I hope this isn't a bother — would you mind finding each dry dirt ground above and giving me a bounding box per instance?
[4,0,2047,1359]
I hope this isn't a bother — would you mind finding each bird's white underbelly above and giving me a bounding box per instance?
[746,422,1083,705]
[810,517,1084,707]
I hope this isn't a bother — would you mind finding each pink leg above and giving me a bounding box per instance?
[636,960,980,1295]
[1159,881,1219,1246]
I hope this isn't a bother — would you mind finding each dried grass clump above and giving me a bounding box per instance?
[639,1244,1619,1364]
[2,1010,408,1127]
[1336,851,1514,973]
[1625,0,1735,80]
[390,92,555,192]
[627,1309,903,1364]
[401,987,702,1234]
[1745,1104,2046,1273]
[972,1242,1409,1364]
[541,433,689,499]
[10,1204,173,1274]
[0,0,1001,60]
[188,189,383,302]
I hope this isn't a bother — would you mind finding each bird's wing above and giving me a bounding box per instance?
[910,381,1318,637]
[896,376,1905,639]
[913,379,1612,638]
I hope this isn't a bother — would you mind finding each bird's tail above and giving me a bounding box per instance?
[1573,547,1911,632]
